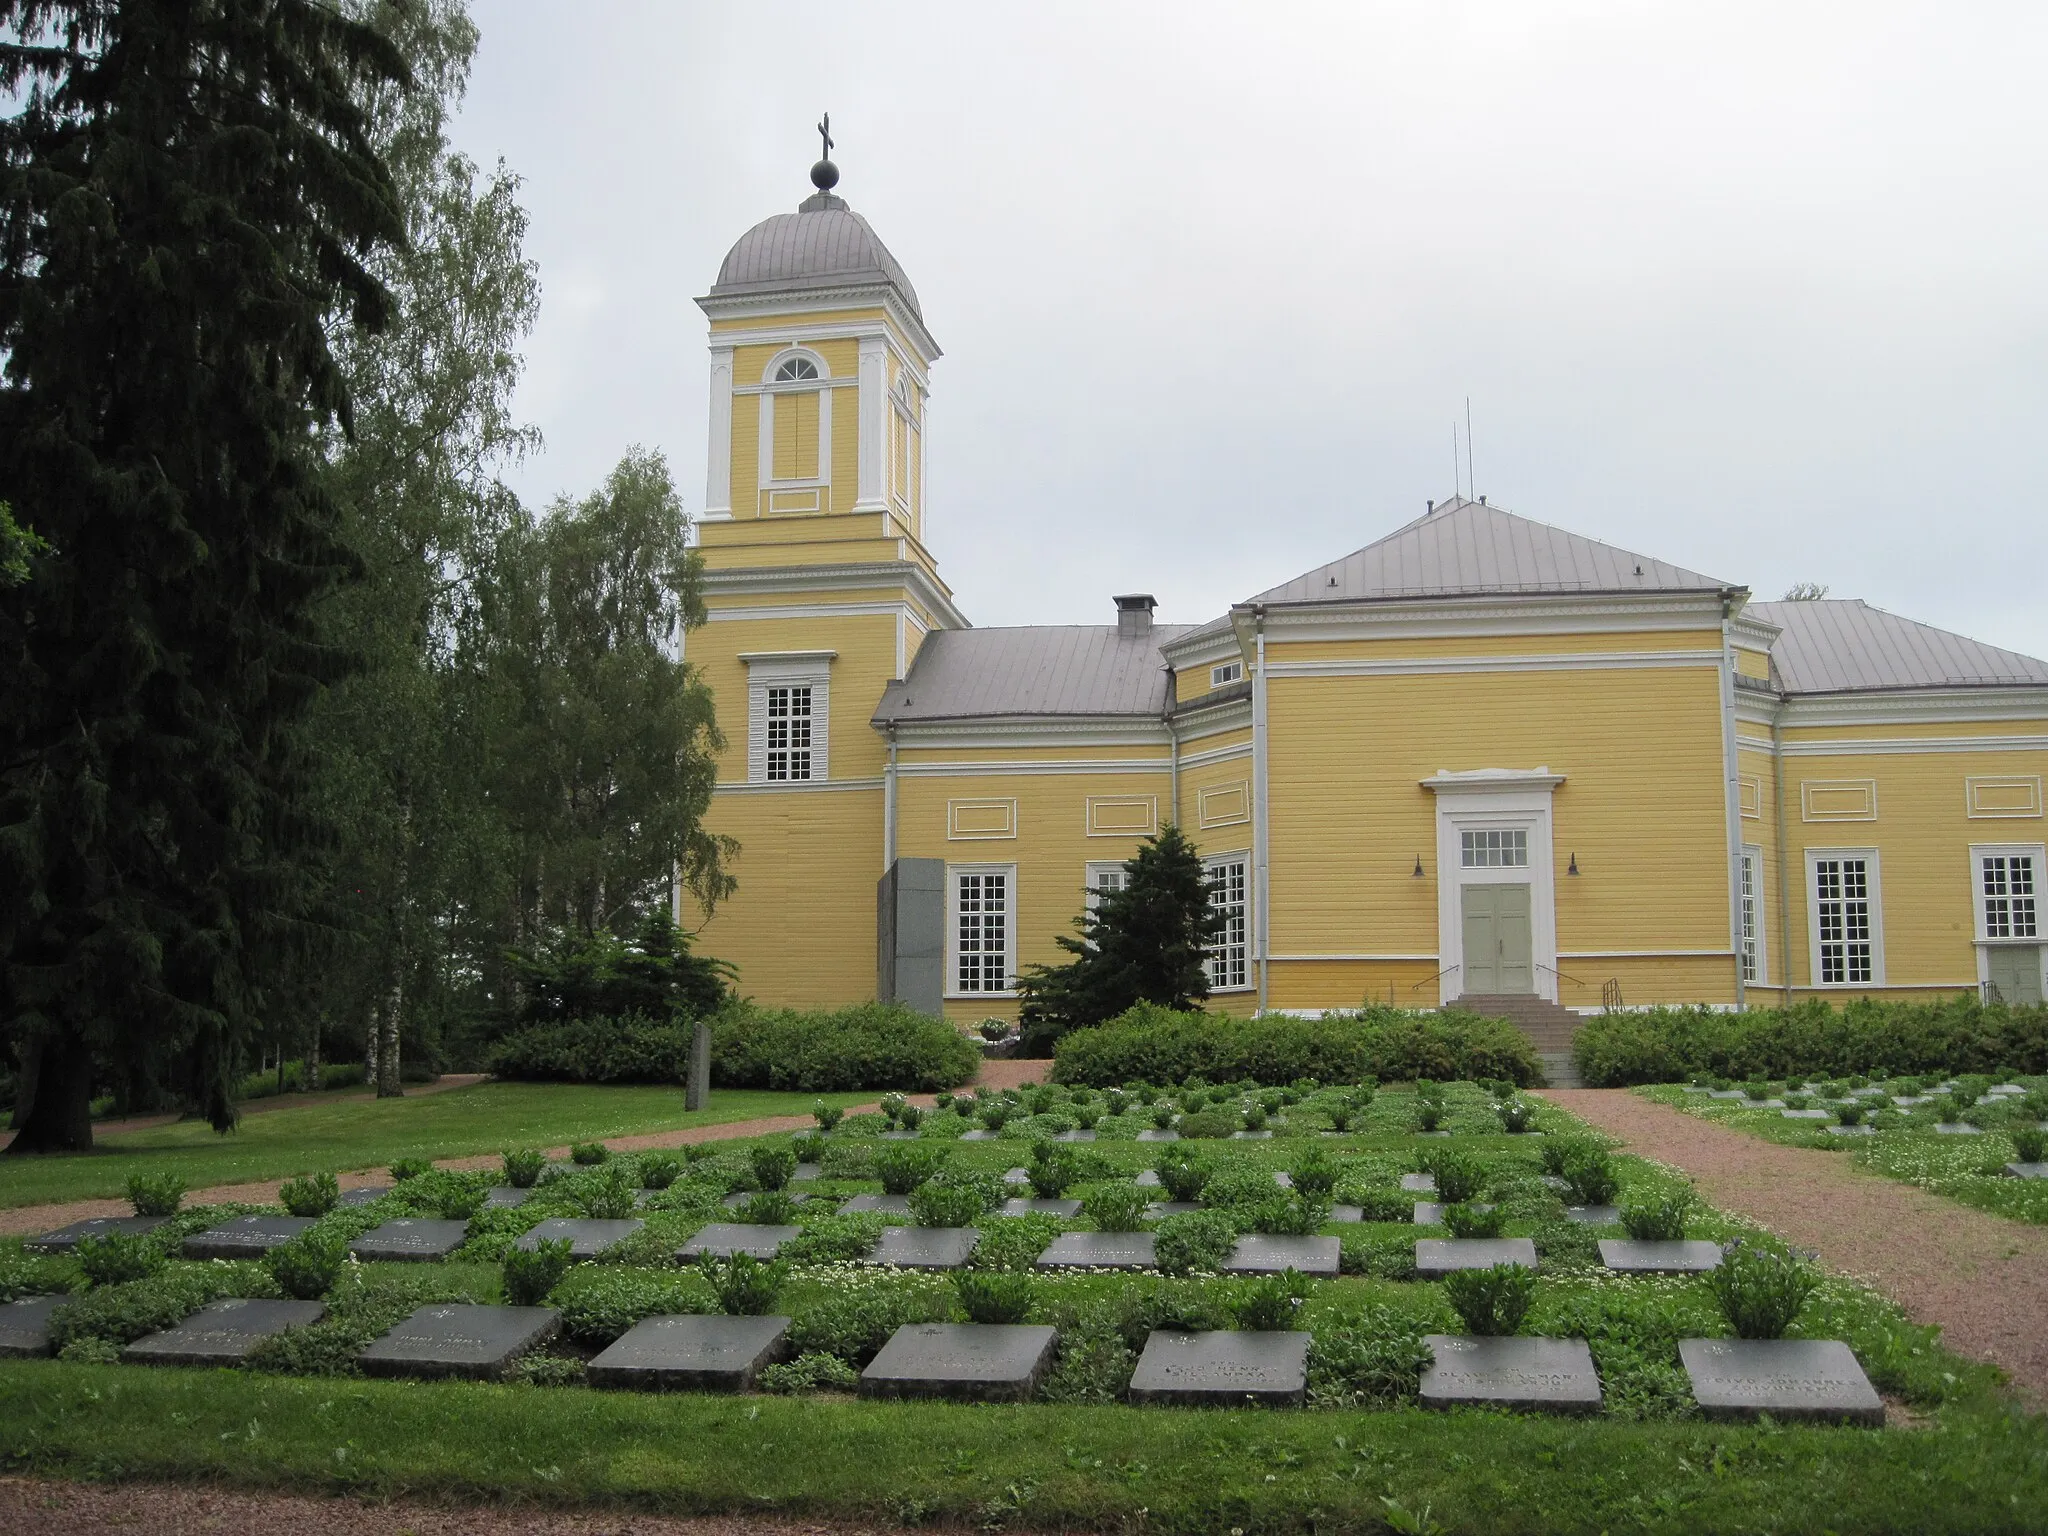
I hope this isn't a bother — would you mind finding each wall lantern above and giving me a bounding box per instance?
[1412,855,1425,878]
[1567,852,1580,876]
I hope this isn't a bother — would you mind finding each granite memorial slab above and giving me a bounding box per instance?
[1824,1124,1876,1137]
[1034,1231,1157,1271]
[1782,1109,1831,1120]
[1414,1202,1495,1225]
[1401,1173,1437,1193]
[24,1215,166,1254]
[1420,1334,1602,1414]
[1144,1201,1203,1218]
[868,1225,979,1269]
[1598,1239,1724,1274]
[1415,1237,1540,1279]
[0,1295,66,1358]
[839,1193,913,1215]
[1273,1172,1293,1187]
[338,1186,394,1208]
[484,1186,532,1209]
[586,1314,790,1392]
[360,1303,559,1381]
[1564,1205,1622,1225]
[514,1218,643,1258]
[1231,1130,1273,1140]
[1136,1129,1181,1142]
[1934,1123,1984,1135]
[1414,1129,1452,1138]
[1002,1168,1030,1184]
[1678,1337,1884,1425]
[1221,1234,1340,1277]
[1539,1174,1569,1191]
[859,1322,1058,1402]
[123,1298,326,1366]
[958,1129,1000,1142]
[1329,1204,1365,1223]
[1708,1090,1747,1100]
[1053,1129,1097,1142]
[999,1197,1081,1218]
[722,1190,809,1209]
[182,1215,317,1260]
[2005,1162,2048,1179]
[349,1218,471,1262]
[1135,1169,1162,1187]
[676,1223,800,1262]
[1126,1328,1310,1407]
[879,1130,920,1141]
[1889,1096,1931,1109]
[791,1162,822,1180]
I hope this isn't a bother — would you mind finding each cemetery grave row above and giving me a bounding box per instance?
[0,1079,1913,1426]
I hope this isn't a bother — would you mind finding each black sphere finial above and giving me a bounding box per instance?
[811,112,838,192]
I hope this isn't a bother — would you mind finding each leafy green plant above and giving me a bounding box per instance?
[1709,1242,1818,1339]
[1442,1262,1536,1336]
[76,1232,166,1288]
[955,1269,1034,1324]
[879,1092,908,1124]
[1784,1093,1812,1111]
[1496,1098,1536,1134]
[1242,1104,1269,1132]
[790,1132,826,1163]
[1103,1089,1126,1116]
[909,1181,985,1228]
[265,1230,347,1300]
[759,1351,862,1394]
[1149,1102,1176,1130]
[704,1252,786,1315]
[1836,1101,1866,1127]
[1619,1192,1695,1241]
[1072,1105,1100,1130]
[568,1142,609,1165]
[574,1166,638,1220]
[638,1152,683,1190]
[741,1191,800,1225]
[978,1098,1015,1130]
[1288,1146,1340,1198]
[751,1145,798,1191]
[1153,1210,1240,1276]
[1442,1203,1505,1239]
[503,1238,574,1307]
[502,1150,547,1188]
[1560,1148,1619,1206]
[1326,1104,1354,1132]
[897,1103,925,1132]
[435,1180,486,1221]
[551,1265,715,1342]
[875,1142,947,1195]
[1414,1099,1445,1133]
[1251,1193,1328,1236]
[1228,1270,1310,1331]
[787,1286,946,1365]
[1155,1149,1212,1202]
[1308,1309,1434,1405]
[814,1101,846,1132]
[1540,1137,1598,1178]
[277,1172,339,1217]
[1081,1182,1150,1232]
[1420,1149,1486,1204]
[1026,1144,1076,1199]
[1176,1109,1238,1139]
[1350,1186,1414,1223]
[2013,1126,2047,1163]
[389,1157,432,1181]
[125,1172,185,1217]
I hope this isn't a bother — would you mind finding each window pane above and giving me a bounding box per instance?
[1204,856,1248,990]
[1460,829,1528,868]
[956,872,1009,992]
[764,685,812,781]
[1815,857,1872,985]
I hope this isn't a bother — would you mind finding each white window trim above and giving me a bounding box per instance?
[1427,780,1561,1004]
[1805,847,1885,989]
[1969,842,2045,944]
[744,652,832,785]
[758,347,833,492]
[1203,849,1253,994]
[760,345,831,386]
[1210,661,1243,688]
[1740,844,1767,986]
[946,862,1017,999]
[1083,860,1128,914]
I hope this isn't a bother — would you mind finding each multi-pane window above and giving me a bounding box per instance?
[1084,862,1127,913]
[1211,661,1243,687]
[765,685,812,781]
[1739,847,1762,983]
[1814,856,1874,985]
[773,356,821,382]
[1204,854,1249,990]
[1981,854,2039,939]
[1460,829,1529,868]
[954,871,1010,994]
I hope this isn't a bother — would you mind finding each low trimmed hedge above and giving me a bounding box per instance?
[1050,1002,1541,1087]
[488,1002,978,1092]
[1572,996,2048,1087]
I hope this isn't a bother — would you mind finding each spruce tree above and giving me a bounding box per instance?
[0,1,408,1149]
[1018,825,1224,1054]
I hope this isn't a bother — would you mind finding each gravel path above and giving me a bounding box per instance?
[0,1477,892,1536]
[1546,1087,2048,1403]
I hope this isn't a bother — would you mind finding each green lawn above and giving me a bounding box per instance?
[1636,1082,2048,1225]
[0,1083,877,1209]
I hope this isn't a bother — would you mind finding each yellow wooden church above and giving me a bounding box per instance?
[682,152,2048,1035]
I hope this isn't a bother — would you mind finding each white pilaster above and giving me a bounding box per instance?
[703,345,733,518]
[855,334,887,510]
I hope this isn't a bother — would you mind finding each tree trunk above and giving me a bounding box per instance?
[5,1034,94,1153]
[365,1001,380,1084]
[8,1037,41,1132]
[308,1028,322,1093]
[375,977,403,1098]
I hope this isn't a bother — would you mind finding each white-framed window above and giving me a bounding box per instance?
[1210,661,1243,687]
[1974,845,2043,940]
[1807,849,1883,987]
[745,654,831,784]
[1739,844,1766,984]
[774,355,821,382]
[759,348,831,490]
[1460,828,1529,868]
[1084,860,1128,913]
[948,864,1015,997]
[1204,851,1250,992]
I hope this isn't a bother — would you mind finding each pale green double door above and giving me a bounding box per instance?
[1987,945,2044,1005]
[1462,882,1533,994]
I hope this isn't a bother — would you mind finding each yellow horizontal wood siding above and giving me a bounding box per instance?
[1269,630,1726,663]
[697,611,898,784]
[1782,718,2048,743]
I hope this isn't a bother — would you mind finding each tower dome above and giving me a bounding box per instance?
[709,190,923,321]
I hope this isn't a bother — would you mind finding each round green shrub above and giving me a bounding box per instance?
[278,1172,339,1217]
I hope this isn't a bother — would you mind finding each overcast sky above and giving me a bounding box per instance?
[454,1,2048,657]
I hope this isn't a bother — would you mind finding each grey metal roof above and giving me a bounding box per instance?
[1751,599,2048,694]
[1243,496,1734,606]
[710,196,923,320]
[874,625,1193,723]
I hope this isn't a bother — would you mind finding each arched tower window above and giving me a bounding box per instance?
[760,349,831,496]
[774,356,821,382]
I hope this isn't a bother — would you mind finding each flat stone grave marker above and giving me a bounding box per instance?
[1329,1204,1364,1223]
[1935,1123,1984,1135]
[24,1215,166,1254]
[722,1190,809,1210]
[360,1303,559,1382]
[124,1298,326,1366]
[1564,1205,1622,1225]
[1599,1239,1723,1274]
[859,1322,1058,1402]
[879,1130,919,1141]
[1221,1234,1340,1276]
[1053,1129,1097,1142]
[1126,1328,1310,1407]
[1034,1231,1156,1271]
[1414,1129,1452,1138]
[1708,1090,1747,1100]
[587,1314,790,1392]
[839,1193,912,1215]
[1231,1129,1273,1140]
[349,1218,471,1262]
[1135,1169,1161,1187]
[0,1295,67,1358]
[1420,1335,1602,1414]
[1990,1083,2026,1095]
[1782,1109,1831,1120]
[1415,1237,1539,1279]
[182,1215,317,1260]
[1824,1124,1876,1137]
[1414,1202,1495,1225]
[1539,1174,1569,1191]
[1002,1168,1030,1184]
[338,1186,394,1208]
[1401,1173,1437,1193]
[1890,1096,1930,1109]
[868,1226,979,1269]
[2005,1162,2048,1179]
[1144,1201,1203,1218]
[1679,1337,1884,1425]
[1272,1172,1293,1187]
[677,1223,800,1262]
[791,1163,822,1180]
[999,1197,1081,1218]
[1136,1129,1180,1142]
[514,1218,643,1258]
[1851,1086,1887,1098]
[1682,1085,1711,1093]
[958,1129,1000,1141]
[484,1187,532,1209]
